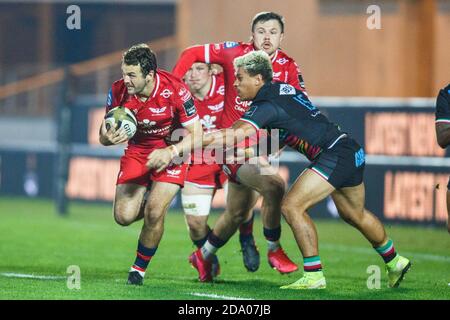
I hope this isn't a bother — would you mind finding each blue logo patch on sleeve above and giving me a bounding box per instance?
[355,148,365,167]
[224,41,239,49]
[107,88,112,107]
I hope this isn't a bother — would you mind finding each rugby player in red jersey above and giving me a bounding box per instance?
[181,62,227,275]
[172,12,301,276]
[435,83,450,234]
[167,12,301,279]
[99,44,203,286]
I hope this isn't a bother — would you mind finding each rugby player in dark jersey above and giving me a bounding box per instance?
[212,50,411,289]
[435,83,450,234]
[233,51,412,289]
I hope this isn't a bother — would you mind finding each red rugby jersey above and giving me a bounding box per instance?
[192,73,225,133]
[106,69,199,150]
[173,41,306,128]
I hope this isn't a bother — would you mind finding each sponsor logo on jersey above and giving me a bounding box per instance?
[217,85,225,96]
[141,125,171,135]
[207,101,224,112]
[244,105,258,117]
[279,84,296,95]
[224,41,239,49]
[178,87,192,103]
[166,169,181,176]
[200,115,217,131]
[212,43,221,53]
[183,98,197,117]
[293,94,320,117]
[234,96,252,112]
[160,89,173,99]
[139,119,157,128]
[149,107,167,114]
[272,71,282,79]
[235,105,248,113]
[276,58,289,65]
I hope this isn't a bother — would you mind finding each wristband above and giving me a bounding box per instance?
[169,144,179,158]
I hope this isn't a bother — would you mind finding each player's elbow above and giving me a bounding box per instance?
[437,140,446,149]
[436,136,449,149]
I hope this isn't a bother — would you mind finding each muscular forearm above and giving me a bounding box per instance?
[171,128,204,157]
[202,129,250,150]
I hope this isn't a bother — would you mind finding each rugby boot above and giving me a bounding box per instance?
[240,235,260,272]
[386,255,411,288]
[268,247,298,274]
[189,249,213,282]
[127,271,144,286]
[280,271,326,290]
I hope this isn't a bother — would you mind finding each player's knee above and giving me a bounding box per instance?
[113,201,140,226]
[281,201,294,224]
[114,212,135,226]
[228,208,248,225]
[143,205,166,228]
[281,198,306,224]
[185,216,207,234]
[260,177,285,199]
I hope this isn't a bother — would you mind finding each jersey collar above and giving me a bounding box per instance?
[271,50,279,63]
[151,72,161,98]
[133,72,160,103]
[207,74,217,98]
[253,82,272,102]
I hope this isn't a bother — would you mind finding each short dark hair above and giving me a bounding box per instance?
[251,12,285,33]
[122,43,157,77]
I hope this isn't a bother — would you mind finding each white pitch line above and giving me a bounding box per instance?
[0,272,66,280]
[189,292,254,300]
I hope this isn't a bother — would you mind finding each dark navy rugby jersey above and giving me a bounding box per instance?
[240,82,344,161]
[435,84,450,124]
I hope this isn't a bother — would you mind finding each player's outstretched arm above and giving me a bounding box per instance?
[146,120,204,172]
[99,119,128,146]
[203,120,257,149]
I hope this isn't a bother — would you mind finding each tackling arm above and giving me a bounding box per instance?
[203,120,257,149]
[146,120,204,172]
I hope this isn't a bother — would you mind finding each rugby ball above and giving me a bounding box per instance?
[104,106,137,139]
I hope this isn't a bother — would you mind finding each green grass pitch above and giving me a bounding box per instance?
[0,197,449,300]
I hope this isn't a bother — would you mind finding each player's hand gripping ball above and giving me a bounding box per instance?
[104,106,137,139]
